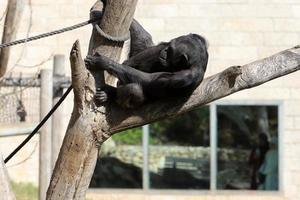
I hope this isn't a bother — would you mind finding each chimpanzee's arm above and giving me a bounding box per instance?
[85,54,196,88]
[85,55,203,90]
[149,68,202,90]
[85,54,153,84]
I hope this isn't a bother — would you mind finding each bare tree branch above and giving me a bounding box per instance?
[0,0,25,78]
[0,6,7,22]
[0,152,16,200]
[106,45,300,133]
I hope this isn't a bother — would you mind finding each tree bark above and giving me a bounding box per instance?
[0,0,25,78]
[46,0,137,199]
[0,153,16,200]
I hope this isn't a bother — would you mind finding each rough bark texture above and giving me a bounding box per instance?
[0,0,24,78]
[46,0,137,199]
[0,153,16,200]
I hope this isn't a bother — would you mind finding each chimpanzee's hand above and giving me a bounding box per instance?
[84,55,95,69]
[90,10,102,23]
[89,0,104,23]
[85,55,104,71]
[85,53,113,71]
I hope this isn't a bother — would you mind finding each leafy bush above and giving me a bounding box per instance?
[112,128,143,145]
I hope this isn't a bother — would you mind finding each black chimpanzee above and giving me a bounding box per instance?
[85,7,208,108]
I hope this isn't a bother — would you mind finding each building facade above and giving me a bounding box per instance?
[0,0,300,200]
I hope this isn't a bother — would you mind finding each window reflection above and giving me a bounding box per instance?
[149,107,210,189]
[217,105,279,191]
[90,128,143,188]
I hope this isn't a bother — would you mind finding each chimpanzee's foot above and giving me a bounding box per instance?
[95,88,108,103]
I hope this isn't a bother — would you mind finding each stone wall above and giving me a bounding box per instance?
[0,0,300,200]
[103,145,248,173]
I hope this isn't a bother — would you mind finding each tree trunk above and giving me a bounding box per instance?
[0,152,16,200]
[0,0,25,78]
[46,0,137,199]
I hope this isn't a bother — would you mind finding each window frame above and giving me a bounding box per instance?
[210,100,284,192]
[92,100,284,194]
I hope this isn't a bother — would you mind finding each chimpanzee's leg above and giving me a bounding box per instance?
[129,19,154,57]
[122,43,167,72]
[96,83,145,108]
[116,83,145,108]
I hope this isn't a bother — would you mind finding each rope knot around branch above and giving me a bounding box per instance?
[94,23,130,42]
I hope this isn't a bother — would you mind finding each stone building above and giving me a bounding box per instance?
[0,0,300,200]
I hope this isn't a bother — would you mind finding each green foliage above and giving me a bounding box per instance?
[112,107,210,146]
[112,127,161,145]
[11,181,38,200]
[113,128,142,145]
[151,107,210,146]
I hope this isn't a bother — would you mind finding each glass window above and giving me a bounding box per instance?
[216,105,279,191]
[90,103,281,192]
[149,107,210,189]
[90,128,143,188]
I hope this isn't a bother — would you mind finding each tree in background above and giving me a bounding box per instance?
[0,0,24,78]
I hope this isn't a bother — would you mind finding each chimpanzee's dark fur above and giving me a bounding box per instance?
[86,2,208,108]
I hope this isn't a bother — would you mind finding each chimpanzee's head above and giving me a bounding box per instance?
[160,34,208,72]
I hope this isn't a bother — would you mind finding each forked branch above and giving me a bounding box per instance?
[47,0,138,199]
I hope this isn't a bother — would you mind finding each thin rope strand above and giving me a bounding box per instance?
[4,86,73,163]
[0,20,95,49]
[0,18,130,49]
